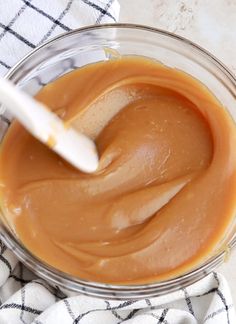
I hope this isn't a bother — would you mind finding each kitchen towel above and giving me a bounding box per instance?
[0,258,235,324]
[0,0,235,323]
[0,0,119,76]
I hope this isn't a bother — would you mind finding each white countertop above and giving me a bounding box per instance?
[119,0,236,304]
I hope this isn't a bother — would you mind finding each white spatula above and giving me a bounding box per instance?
[0,77,99,173]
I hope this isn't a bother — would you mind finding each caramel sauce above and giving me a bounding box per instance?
[0,57,236,284]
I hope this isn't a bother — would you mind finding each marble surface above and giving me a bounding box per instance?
[119,0,236,304]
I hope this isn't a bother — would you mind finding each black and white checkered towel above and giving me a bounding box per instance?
[0,0,119,75]
[0,1,235,323]
[0,256,235,324]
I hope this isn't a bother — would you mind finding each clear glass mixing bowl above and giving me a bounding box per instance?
[0,24,236,299]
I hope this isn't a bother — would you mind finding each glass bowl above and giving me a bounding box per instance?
[0,24,236,299]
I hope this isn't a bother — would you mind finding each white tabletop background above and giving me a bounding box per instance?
[119,0,236,304]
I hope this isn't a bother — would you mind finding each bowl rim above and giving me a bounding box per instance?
[2,23,236,298]
[5,23,236,83]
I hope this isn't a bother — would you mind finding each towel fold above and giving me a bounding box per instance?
[0,0,120,75]
[0,259,235,323]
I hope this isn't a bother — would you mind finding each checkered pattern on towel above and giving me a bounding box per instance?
[0,254,235,324]
[0,0,235,323]
[0,0,119,75]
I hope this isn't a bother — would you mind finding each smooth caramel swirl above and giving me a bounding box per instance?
[1,57,236,284]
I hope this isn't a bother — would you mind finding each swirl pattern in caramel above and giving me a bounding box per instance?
[1,57,236,284]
